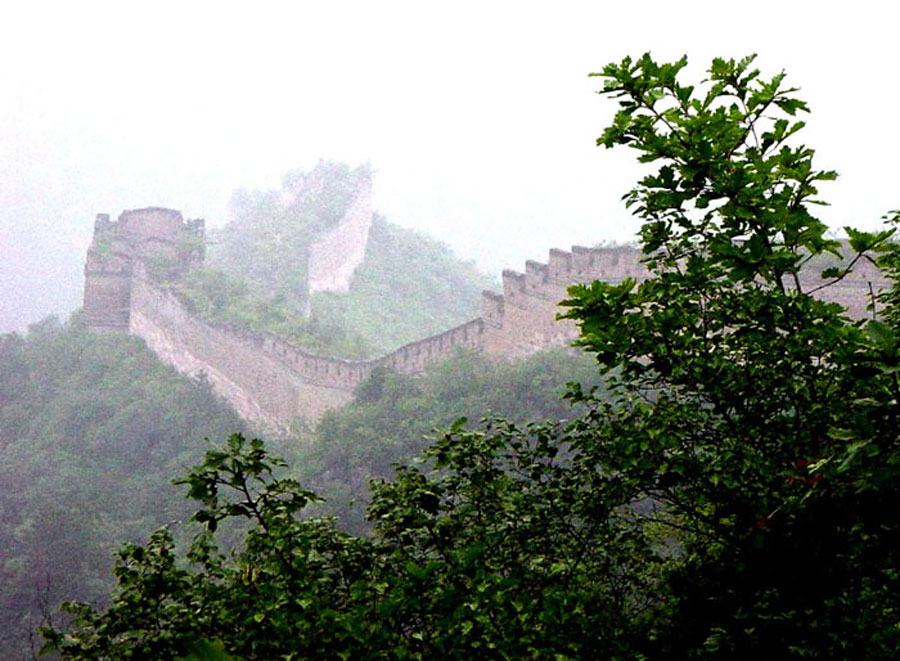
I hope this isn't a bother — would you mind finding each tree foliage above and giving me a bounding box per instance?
[303,347,605,533]
[0,320,244,658]
[40,55,900,658]
[560,52,900,656]
[42,429,648,659]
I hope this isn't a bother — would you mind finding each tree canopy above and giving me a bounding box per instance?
[40,54,900,659]
[0,319,244,657]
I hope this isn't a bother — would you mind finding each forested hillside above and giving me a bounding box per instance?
[36,54,900,660]
[178,163,492,358]
[0,163,541,657]
[0,318,600,657]
[300,347,604,532]
[0,318,245,655]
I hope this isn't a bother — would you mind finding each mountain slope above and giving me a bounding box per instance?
[180,162,492,358]
[0,318,244,655]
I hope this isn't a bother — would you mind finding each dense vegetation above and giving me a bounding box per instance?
[0,323,599,657]
[177,162,491,358]
[0,318,245,656]
[301,347,604,533]
[39,55,900,658]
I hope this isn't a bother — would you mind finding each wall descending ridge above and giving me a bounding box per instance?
[128,264,487,434]
[83,208,889,434]
[307,175,373,294]
[128,266,355,431]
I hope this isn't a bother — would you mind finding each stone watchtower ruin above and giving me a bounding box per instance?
[82,208,204,332]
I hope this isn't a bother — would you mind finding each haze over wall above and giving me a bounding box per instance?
[2,1,898,332]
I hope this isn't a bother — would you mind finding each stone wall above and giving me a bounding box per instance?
[85,205,890,432]
[114,243,669,431]
[476,243,886,359]
[82,268,132,332]
[124,266,488,433]
[82,208,199,332]
[481,245,645,357]
[129,266,356,434]
[307,175,373,294]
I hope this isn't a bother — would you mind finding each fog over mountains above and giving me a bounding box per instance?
[2,2,898,332]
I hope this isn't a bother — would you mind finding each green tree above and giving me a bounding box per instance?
[560,53,900,656]
[41,428,648,659]
[39,55,900,658]
[305,347,604,533]
[0,321,244,657]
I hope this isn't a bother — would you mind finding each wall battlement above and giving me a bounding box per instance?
[83,210,890,434]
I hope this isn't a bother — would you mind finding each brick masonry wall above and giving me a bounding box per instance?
[129,267,356,435]
[85,205,890,432]
[307,177,373,294]
[481,245,646,357]
[127,264,487,433]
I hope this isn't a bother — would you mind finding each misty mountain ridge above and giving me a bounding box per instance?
[174,161,493,359]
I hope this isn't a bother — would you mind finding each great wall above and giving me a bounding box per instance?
[82,177,888,435]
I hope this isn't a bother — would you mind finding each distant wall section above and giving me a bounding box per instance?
[84,206,890,432]
[307,173,373,294]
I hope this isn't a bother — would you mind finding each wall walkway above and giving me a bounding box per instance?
[100,242,887,434]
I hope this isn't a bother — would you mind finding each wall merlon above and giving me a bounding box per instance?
[596,246,643,281]
[94,213,113,232]
[502,269,526,298]
[525,260,549,287]
[570,245,596,278]
[526,259,567,299]
[481,290,505,327]
[548,248,572,281]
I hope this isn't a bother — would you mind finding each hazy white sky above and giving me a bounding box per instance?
[1,1,897,331]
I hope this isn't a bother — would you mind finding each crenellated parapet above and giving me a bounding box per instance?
[84,207,891,433]
[474,242,888,358]
[479,244,650,357]
[501,269,526,298]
